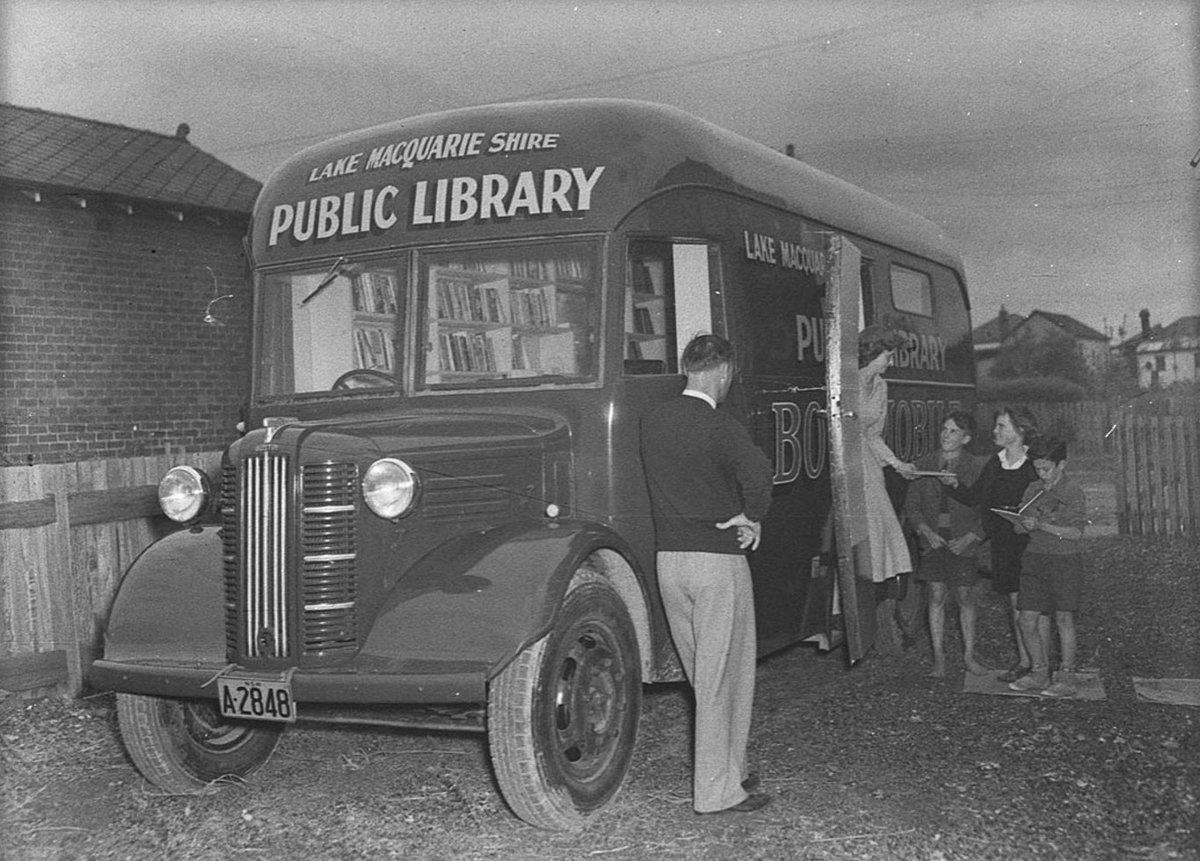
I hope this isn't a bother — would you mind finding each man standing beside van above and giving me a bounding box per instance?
[640,334,773,815]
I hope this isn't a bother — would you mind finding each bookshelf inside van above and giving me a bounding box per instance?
[422,244,599,386]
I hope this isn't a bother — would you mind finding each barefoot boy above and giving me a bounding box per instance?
[1008,436,1087,697]
[905,411,988,677]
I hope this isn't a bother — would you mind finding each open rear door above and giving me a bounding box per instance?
[825,235,876,664]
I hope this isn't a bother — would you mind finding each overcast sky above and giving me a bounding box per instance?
[3,0,1197,339]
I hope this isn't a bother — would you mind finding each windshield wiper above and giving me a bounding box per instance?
[301,256,348,305]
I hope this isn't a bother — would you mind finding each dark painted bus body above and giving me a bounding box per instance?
[92,100,973,829]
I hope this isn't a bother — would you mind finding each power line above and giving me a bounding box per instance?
[212,0,981,158]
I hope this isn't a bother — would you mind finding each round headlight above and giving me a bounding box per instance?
[158,466,210,523]
[362,458,419,519]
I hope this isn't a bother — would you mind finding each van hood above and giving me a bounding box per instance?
[229,405,571,463]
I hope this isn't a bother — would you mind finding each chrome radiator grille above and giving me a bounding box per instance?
[300,462,359,654]
[222,455,360,661]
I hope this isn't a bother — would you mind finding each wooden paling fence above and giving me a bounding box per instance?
[1115,412,1200,540]
[0,452,220,698]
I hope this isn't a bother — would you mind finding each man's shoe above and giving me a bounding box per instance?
[997,664,1031,683]
[741,772,760,792]
[703,793,772,814]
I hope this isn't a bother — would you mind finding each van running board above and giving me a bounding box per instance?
[293,703,487,732]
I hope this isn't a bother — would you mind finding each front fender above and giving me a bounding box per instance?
[361,518,640,678]
[98,527,225,664]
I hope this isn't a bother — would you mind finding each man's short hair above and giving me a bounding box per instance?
[945,410,976,437]
[1028,435,1068,463]
[681,334,733,374]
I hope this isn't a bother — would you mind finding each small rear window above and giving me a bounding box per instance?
[890,264,933,317]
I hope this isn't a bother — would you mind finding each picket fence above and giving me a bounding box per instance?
[1114,412,1200,539]
[0,452,220,697]
[978,395,1198,539]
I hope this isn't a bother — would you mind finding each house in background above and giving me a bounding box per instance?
[972,307,1109,380]
[971,306,1026,379]
[1112,308,1163,379]
[1,104,261,696]
[0,103,261,466]
[1132,315,1200,388]
[1009,310,1112,374]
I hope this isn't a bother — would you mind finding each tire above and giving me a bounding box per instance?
[488,576,642,831]
[116,694,283,793]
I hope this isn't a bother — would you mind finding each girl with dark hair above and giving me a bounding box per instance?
[942,406,1044,682]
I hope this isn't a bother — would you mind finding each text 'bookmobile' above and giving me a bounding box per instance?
[90,100,975,830]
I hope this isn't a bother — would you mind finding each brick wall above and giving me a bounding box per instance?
[0,187,254,465]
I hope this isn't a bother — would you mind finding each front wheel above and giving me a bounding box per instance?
[116,694,283,793]
[488,575,642,830]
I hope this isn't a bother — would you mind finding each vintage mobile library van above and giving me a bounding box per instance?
[91,100,974,830]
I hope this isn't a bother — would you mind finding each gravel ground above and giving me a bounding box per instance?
[3,534,1198,860]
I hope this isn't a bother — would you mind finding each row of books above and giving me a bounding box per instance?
[436,257,590,282]
[438,329,503,373]
[352,272,398,315]
[510,286,556,328]
[630,259,666,295]
[354,327,394,370]
[632,306,657,335]
[510,256,590,281]
[434,276,559,329]
[436,275,509,323]
[435,328,579,376]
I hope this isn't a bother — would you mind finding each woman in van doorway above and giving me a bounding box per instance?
[942,407,1043,682]
[857,325,919,654]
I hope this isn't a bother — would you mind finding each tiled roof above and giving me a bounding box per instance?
[1023,310,1109,342]
[1137,315,1200,352]
[0,103,259,213]
[972,312,1026,344]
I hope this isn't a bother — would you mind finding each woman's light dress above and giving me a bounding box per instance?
[858,368,913,582]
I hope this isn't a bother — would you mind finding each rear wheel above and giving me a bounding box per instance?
[116,694,282,793]
[488,575,642,830]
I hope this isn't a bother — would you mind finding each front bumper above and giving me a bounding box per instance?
[89,658,488,704]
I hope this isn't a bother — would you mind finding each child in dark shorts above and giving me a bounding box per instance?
[1007,436,1087,698]
[905,411,987,677]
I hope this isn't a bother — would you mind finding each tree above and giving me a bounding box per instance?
[990,332,1092,387]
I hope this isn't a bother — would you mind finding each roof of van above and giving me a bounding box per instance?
[256,99,964,275]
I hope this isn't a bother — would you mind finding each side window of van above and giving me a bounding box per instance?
[860,259,875,329]
[890,264,934,317]
[624,240,718,375]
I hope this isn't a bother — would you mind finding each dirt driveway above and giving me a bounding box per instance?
[4,535,1198,860]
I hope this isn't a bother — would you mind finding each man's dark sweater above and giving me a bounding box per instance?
[640,393,773,555]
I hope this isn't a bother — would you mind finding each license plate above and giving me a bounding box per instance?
[217,676,296,723]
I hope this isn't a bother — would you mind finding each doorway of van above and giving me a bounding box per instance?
[825,235,878,664]
[623,240,724,376]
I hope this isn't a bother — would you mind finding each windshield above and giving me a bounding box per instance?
[255,240,601,398]
[258,259,404,396]
[417,241,601,389]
